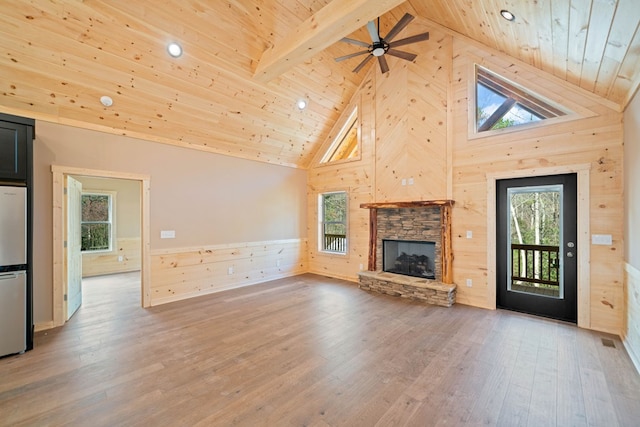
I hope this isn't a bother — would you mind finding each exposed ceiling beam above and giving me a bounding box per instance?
[253,0,406,83]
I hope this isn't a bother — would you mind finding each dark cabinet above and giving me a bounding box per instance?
[0,121,28,181]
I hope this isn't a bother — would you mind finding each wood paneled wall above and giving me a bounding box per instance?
[307,19,625,335]
[150,239,307,306]
[375,24,451,201]
[307,23,451,281]
[451,40,624,334]
[625,264,640,371]
[82,237,141,277]
[307,77,375,281]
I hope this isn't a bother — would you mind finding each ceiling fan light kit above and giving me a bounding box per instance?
[335,13,429,74]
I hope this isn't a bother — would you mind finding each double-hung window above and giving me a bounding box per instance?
[319,191,348,254]
[81,193,113,252]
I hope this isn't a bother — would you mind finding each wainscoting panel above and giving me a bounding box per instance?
[625,263,640,373]
[82,237,141,277]
[150,239,308,305]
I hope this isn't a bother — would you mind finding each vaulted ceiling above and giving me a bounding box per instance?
[1,1,638,168]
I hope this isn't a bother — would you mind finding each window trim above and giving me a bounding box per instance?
[468,64,583,140]
[318,190,348,255]
[81,191,115,253]
[319,105,361,165]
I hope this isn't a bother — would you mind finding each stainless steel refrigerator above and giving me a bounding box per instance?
[0,185,27,357]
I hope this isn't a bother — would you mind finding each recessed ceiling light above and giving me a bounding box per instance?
[297,98,308,110]
[100,95,113,107]
[167,42,183,58]
[500,10,515,21]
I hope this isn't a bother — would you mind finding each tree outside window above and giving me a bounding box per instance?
[81,193,112,252]
[320,191,347,254]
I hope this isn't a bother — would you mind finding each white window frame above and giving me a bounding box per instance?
[81,191,115,253]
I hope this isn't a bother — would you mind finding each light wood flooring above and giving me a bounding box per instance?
[1,272,639,426]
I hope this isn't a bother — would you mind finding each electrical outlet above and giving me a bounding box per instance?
[228,266,234,275]
[408,177,414,185]
[118,255,123,262]
[359,263,364,270]
[466,230,473,239]
[401,178,407,186]
[276,259,281,267]
[466,279,472,287]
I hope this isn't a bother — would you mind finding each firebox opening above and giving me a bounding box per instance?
[383,239,436,279]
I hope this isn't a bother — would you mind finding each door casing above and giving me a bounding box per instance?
[52,165,151,328]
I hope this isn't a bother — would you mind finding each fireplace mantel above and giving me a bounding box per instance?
[360,200,454,209]
[360,200,454,284]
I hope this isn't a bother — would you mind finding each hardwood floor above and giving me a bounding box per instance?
[1,272,639,426]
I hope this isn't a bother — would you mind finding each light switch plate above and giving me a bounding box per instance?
[591,234,612,245]
[160,230,175,239]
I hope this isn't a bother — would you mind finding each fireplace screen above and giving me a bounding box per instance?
[383,239,436,279]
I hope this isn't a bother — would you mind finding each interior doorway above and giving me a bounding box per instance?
[65,174,143,321]
[52,166,150,328]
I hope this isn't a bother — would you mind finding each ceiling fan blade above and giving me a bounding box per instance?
[378,55,389,74]
[386,49,417,62]
[384,13,414,42]
[389,32,430,48]
[367,20,380,43]
[340,37,371,48]
[353,54,373,73]
[335,50,370,62]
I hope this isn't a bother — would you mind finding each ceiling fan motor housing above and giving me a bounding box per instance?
[371,41,389,57]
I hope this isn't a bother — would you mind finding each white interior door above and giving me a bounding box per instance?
[66,176,83,320]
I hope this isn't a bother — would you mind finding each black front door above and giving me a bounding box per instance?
[496,174,577,322]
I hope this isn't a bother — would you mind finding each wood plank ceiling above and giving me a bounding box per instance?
[1,1,638,168]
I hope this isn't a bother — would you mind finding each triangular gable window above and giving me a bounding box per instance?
[320,107,359,164]
[476,66,568,132]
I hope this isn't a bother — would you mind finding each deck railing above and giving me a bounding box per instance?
[511,243,560,287]
[324,234,347,253]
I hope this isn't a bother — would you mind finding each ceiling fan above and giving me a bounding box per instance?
[335,13,429,74]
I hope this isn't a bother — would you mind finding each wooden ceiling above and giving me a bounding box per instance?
[1,1,638,168]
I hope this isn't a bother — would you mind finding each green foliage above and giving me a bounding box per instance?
[510,191,560,246]
[477,106,517,130]
[81,194,111,251]
[510,190,561,285]
[81,223,111,251]
[491,117,516,130]
[322,192,347,250]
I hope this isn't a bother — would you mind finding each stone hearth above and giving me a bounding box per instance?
[358,200,457,307]
[359,271,456,307]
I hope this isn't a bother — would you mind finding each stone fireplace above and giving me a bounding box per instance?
[358,200,457,307]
